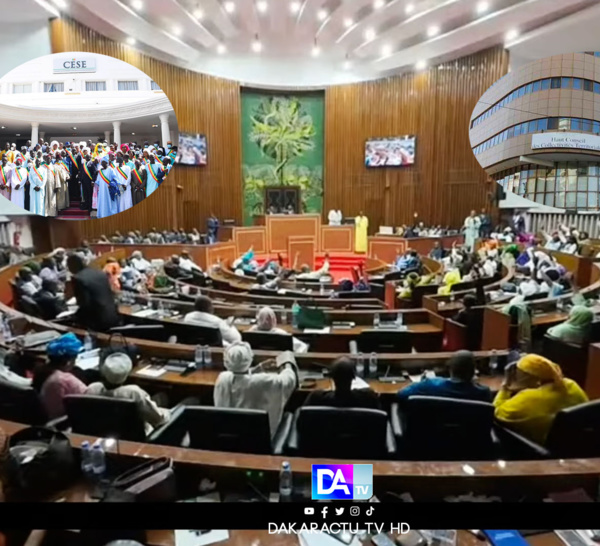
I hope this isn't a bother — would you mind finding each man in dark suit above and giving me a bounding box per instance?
[67,253,120,332]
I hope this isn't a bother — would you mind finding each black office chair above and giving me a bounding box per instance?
[391,396,497,460]
[495,399,600,459]
[19,295,42,318]
[109,324,169,342]
[0,383,46,425]
[160,406,292,455]
[55,395,172,443]
[242,331,294,351]
[287,407,396,459]
[356,330,412,353]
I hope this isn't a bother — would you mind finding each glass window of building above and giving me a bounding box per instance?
[551,78,561,89]
[118,80,139,91]
[589,177,599,192]
[582,119,592,132]
[573,78,583,90]
[595,82,600,94]
[44,82,64,92]
[589,193,598,208]
[589,164,599,176]
[566,193,576,208]
[526,83,533,94]
[548,118,558,130]
[558,118,570,130]
[555,192,565,208]
[85,81,106,91]
[584,80,593,92]
[577,193,587,208]
[541,79,551,90]
[572,118,581,130]
[546,177,555,192]
[594,121,600,134]
[561,77,572,89]
[12,83,32,93]
[533,81,541,92]
[544,194,554,206]
[518,87,526,98]
[150,81,161,90]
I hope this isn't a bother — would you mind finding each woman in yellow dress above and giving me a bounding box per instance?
[355,211,369,253]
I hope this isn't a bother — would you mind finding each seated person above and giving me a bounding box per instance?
[130,250,151,273]
[214,342,298,435]
[103,258,121,292]
[502,295,532,349]
[294,252,330,280]
[33,279,68,320]
[494,354,588,445]
[539,268,564,297]
[396,272,420,300]
[146,264,176,294]
[452,294,477,325]
[394,249,421,271]
[397,350,492,404]
[437,268,461,295]
[249,306,308,353]
[429,242,444,261]
[547,305,594,345]
[164,255,187,279]
[15,267,41,297]
[184,295,242,346]
[39,257,63,286]
[86,352,170,434]
[543,231,563,251]
[232,247,258,274]
[482,255,498,277]
[516,271,541,297]
[123,231,137,244]
[178,250,203,274]
[120,259,145,292]
[33,333,87,419]
[250,272,279,291]
[303,356,380,409]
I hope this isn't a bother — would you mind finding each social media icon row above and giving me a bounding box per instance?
[303,506,375,517]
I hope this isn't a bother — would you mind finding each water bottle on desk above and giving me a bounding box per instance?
[489,350,498,373]
[194,344,204,369]
[83,332,93,352]
[319,279,326,296]
[202,345,212,369]
[80,441,93,479]
[556,299,565,313]
[90,441,107,482]
[291,301,300,329]
[395,312,404,330]
[368,352,378,377]
[280,309,287,325]
[279,461,293,502]
[356,352,365,378]
[373,313,380,329]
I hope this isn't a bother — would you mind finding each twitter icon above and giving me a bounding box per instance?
[335,508,345,516]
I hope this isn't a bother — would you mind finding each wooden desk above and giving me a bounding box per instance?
[368,235,464,264]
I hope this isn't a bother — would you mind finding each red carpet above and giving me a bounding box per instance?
[57,200,90,220]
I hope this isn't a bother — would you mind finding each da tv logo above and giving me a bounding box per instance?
[312,464,373,500]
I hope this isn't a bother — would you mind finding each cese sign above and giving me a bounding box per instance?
[53,56,97,73]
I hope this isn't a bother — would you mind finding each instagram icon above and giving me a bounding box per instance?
[311,464,373,500]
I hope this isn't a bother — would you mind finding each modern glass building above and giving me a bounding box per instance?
[469,53,600,211]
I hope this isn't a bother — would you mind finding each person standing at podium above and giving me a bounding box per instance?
[355,211,369,253]
[328,208,342,226]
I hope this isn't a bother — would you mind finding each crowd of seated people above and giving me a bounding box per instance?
[98,227,205,246]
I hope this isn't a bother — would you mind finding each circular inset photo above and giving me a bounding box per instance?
[470,52,600,212]
[0,52,178,219]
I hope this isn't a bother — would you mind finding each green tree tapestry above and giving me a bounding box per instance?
[241,91,324,225]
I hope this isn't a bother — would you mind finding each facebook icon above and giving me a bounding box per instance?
[311,464,373,500]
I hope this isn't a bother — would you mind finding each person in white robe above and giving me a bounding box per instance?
[95,159,120,218]
[9,158,27,209]
[184,295,242,347]
[328,209,343,226]
[130,250,152,273]
[114,158,132,212]
[28,159,47,216]
[43,157,59,217]
[54,152,71,211]
[214,341,298,435]
[0,156,12,202]
[463,210,481,252]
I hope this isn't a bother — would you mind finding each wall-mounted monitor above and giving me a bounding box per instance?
[365,136,416,167]
[176,132,207,166]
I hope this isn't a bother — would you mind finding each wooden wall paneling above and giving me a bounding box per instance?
[266,214,320,253]
[233,227,267,255]
[49,18,243,241]
[321,226,354,253]
[288,236,316,271]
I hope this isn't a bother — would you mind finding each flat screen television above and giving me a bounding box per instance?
[365,136,416,167]
[176,132,207,166]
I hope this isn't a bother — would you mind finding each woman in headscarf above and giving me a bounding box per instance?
[249,306,308,353]
[437,268,461,295]
[397,272,421,299]
[494,354,588,445]
[502,295,532,350]
[501,244,520,268]
[213,341,298,435]
[33,333,86,419]
[103,257,122,292]
[547,306,594,345]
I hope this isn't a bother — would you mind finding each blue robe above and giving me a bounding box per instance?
[207,216,219,244]
[146,162,162,197]
[95,167,120,218]
[28,165,46,216]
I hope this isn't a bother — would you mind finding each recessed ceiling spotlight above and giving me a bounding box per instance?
[257,1,268,13]
[317,9,328,20]
[505,28,519,41]
[381,44,392,57]
[364,27,376,41]
[53,0,67,8]
[217,43,226,54]
[343,60,352,70]
[131,0,143,10]
[126,37,136,45]
[0,127,4,129]
[290,1,301,13]
[415,60,427,70]
[344,17,353,28]
[152,124,158,128]
[312,45,321,57]
[72,127,77,130]
[427,25,440,37]
[132,132,136,135]
[15,134,20,137]
[476,1,490,14]
[405,2,414,14]
[193,8,204,19]
[252,37,262,53]
[374,0,385,8]
[224,1,235,13]
[172,26,182,37]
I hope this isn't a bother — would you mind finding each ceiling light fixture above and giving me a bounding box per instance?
[15,134,20,137]
[193,8,204,19]
[476,1,490,15]
[72,127,77,130]
[252,34,262,53]
[427,25,440,37]
[381,44,392,57]
[415,60,427,70]
[343,61,352,70]
[217,43,226,54]
[224,1,235,13]
[172,26,182,37]
[312,45,321,57]
[132,133,136,135]
[131,0,143,10]
[505,28,519,42]
[126,37,136,45]
[152,124,158,128]
[1,126,5,129]
[53,0,67,8]
[374,0,385,9]
[257,0,268,13]
[317,9,328,20]
[290,1,301,13]
[344,17,353,28]
[364,28,376,41]
[405,2,414,14]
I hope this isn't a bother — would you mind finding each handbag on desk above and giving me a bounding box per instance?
[102,457,176,502]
